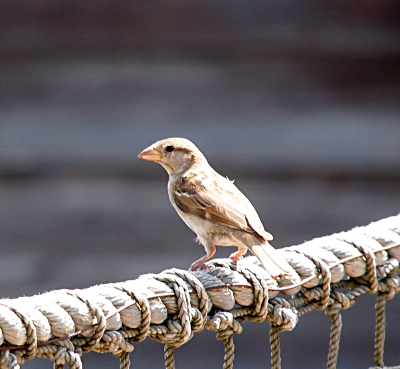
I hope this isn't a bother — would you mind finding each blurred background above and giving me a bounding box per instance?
[0,1,400,368]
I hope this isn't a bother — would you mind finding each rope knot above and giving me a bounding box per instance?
[101,331,134,353]
[378,277,399,300]
[207,312,242,336]
[329,291,352,311]
[377,258,399,278]
[0,350,19,369]
[268,298,298,332]
[54,346,82,369]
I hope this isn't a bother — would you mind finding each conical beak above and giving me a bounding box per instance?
[138,146,163,161]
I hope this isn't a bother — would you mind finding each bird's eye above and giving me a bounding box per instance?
[165,145,174,152]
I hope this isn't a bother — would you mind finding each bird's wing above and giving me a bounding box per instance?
[172,173,271,241]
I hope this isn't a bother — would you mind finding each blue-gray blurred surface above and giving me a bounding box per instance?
[0,1,399,368]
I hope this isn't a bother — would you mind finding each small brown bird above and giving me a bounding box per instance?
[138,137,295,279]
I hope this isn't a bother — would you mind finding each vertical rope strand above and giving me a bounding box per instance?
[326,311,342,369]
[374,292,387,367]
[164,345,175,369]
[270,326,282,369]
[222,335,235,369]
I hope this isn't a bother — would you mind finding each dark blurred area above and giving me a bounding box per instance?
[0,1,400,368]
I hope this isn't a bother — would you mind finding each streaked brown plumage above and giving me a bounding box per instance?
[138,137,295,279]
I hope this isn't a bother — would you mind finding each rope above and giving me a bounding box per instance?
[374,292,387,368]
[0,214,399,369]
[269,326,282,369]
[325,302,342,369]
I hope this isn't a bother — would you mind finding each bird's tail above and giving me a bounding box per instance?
[248,243,296,279]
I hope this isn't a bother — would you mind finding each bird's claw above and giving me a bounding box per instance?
[189,262,210,271]
[229,251,244,262]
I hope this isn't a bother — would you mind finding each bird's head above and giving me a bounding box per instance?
[138,137,208,176]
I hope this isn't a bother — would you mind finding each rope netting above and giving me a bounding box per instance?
[0,214,400,369]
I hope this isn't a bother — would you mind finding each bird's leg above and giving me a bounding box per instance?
[189,238,216,271]
[229,246,248,262]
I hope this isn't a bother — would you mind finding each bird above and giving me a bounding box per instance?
[138,137,296,279]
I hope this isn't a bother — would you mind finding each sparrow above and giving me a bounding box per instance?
[138,137,296,279]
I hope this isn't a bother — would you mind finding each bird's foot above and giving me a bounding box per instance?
[229,251,244,262]
[189,262,209,271]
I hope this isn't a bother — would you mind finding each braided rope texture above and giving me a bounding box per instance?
[0,214,399,369]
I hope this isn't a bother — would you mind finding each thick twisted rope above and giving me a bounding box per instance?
[0,214,399,369]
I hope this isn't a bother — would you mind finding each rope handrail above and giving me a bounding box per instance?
[0,214,399,369]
